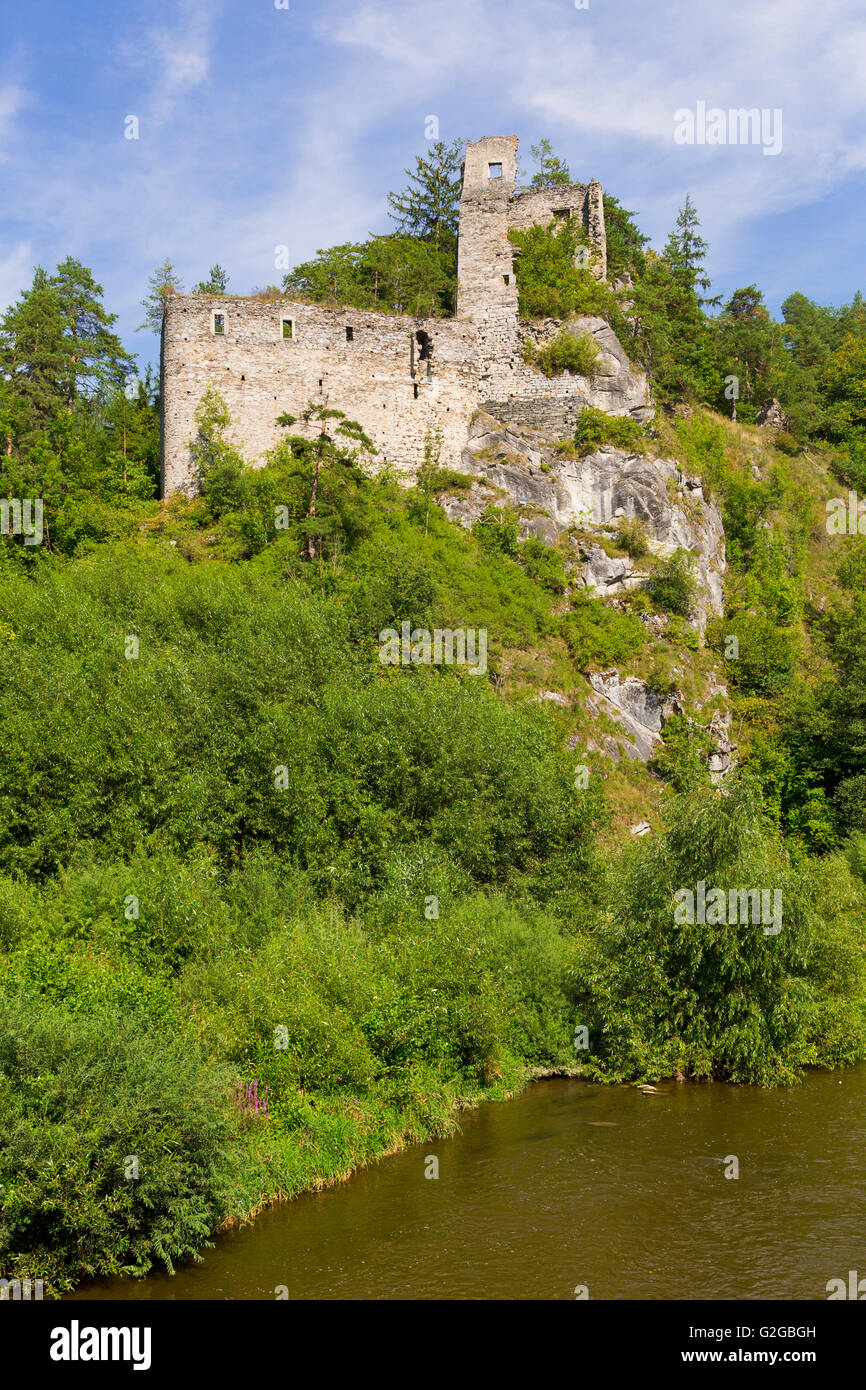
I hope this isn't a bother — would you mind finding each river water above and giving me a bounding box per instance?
[68,1066,866,1301]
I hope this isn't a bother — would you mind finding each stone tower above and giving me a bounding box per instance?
[456,136,607,335]
[456,136,521,330]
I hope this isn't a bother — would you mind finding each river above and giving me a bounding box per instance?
[68,1066,866,1301]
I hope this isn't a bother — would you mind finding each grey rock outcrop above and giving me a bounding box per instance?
[441,413,726,628]
[586,669,683,763]
[756,398,789,430]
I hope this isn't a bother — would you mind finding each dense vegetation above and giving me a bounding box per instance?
[1,142,866,1296]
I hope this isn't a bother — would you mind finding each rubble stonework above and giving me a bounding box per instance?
[160,136,641,496]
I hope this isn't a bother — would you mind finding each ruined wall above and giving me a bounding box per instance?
[161,296,478,496]
[161,136,625,497]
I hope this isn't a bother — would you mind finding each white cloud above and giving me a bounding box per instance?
[328,0,866,256]
[0,241,33,310]
[0,85,25,160]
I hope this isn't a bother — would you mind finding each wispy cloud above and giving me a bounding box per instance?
[0,0,864,365]
[0,84,25,160]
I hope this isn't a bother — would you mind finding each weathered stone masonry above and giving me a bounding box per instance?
[161,136,645,496]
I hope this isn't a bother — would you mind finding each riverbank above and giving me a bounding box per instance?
[65,1066,866,1302]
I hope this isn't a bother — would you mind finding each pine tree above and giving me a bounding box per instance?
[631,198,723,407]
[386,139,464,249]
[715,286,776,420]
[663,195,718,308]
[0,268,74,435]
[50,257,133,403]
[192,265,230,295]
[139,259,184,333]
[528,139,571,188]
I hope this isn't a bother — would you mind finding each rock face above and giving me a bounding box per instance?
[708,711,737,783]
[481,315,652,436]
[586,670,683,763]
[757,398,789,430]
[441,412,726,628]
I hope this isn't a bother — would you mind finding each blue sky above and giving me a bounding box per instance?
[1,0,864,378]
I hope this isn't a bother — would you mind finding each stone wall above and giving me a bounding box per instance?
[160,136,630,497]
[161,296,479,495]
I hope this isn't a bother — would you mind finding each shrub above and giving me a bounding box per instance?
[507,218,631,344]
[648,549,695,617]
[534,332,600,380]
[518,536,567,593]
[774,431,800,456]
[472,504,520,556]
[573,406,646,458]
[571,778,866,1084]
[614,516,650,559]
[0,999,234,1290]
[560,591,645,669]
[706,612,798,696]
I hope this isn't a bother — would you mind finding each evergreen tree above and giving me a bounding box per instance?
[0,268,73,436]
[602,193,649,281]
[192,265,230,295]
[528,138,571,188]
[631,198,722,405]
[386,138,463,249]
[715,286,776,421]
[50,257,133,403]
[139,259,184,333]
[664,194,718,308]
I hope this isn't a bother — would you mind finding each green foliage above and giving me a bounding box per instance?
[472,503,520,556]
[602,193,649,281]
[284,141,463,318]
[707,613,799,696]
[614,516,650,558]
[532,331,600,379]
[647,548,695,617]
[283,234,455,318]
[517,536,567,593]
[192,265,230,295]
[573,779,866,1084]
[714,285,776,417]
[561,591,646,669]
[573,405,646,457]
[526,138,571,188]
[138,259,183,334]
[0,996,233,1289]
[507,218,629,341]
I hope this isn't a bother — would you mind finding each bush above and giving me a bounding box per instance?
[561,591,645,669]
[472,504,520,556]
[648,549,696,617]
[534,331,600,380]
[507,218,631,343]
[573,406,646,457]
[707,612,799,696]
[614,516,650,559]
[572,778,866,1084]
[0,999,234,1290]
[774,431,800,456]
[518,536,567,593]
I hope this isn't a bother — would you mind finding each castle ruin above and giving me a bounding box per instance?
[160,136,647,496]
